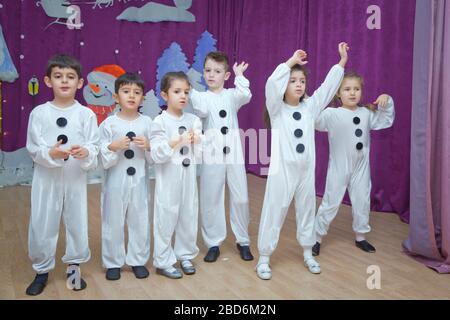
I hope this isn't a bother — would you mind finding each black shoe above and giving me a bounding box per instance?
[132,266,149,279]
[66,264,87,291]
[26,273,48,296]
[355,240,376,253]
[106,268,121,281]
[312,242,321,256]
[236,244,254,261]
[203,246,220,262]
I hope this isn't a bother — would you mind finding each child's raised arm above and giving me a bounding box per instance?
[306,43,347,120]
[232,61,252,111]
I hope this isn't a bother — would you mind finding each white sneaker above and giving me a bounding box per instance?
[304,257,321,274]
[256,263,272,280]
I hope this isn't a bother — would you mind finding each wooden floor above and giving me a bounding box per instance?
[1,174,449,300]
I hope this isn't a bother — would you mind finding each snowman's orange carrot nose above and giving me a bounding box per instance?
[89,83,101,93]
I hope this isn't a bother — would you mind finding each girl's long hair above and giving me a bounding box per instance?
[333,71,376,111]
[263,64,309,128]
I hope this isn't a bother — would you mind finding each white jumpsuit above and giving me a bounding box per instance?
[150,111,202,269]
[314,98,395,237]
[26,101,99,274]
[190,75,252,248]
[99,114,153,269]
[258,63,344,257]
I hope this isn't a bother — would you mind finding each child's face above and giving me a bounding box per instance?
[44,67,83,100]
[161,79,190,111]
[203,59,230,91]
[285,70,306,103]
[114,83,144,112]
[338,78,362,108]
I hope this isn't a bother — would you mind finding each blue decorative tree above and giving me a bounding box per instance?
[0,25,18,83]
[156,42,190,106]
[192,31,217,74]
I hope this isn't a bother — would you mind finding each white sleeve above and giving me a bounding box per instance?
[26,110,65,168]
[232,75,252,112]
[315,108,332,132]
[150,119,174,164]
[79,112,100,171]
[306,64,344,120]
[144,118,154,165]
[369,96,395,130]
[265,63,291,118]
[99,120,119,170]
[192,116,204,163]
[190,89,209,118]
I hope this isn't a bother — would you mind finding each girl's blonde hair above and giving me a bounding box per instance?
[264,64,309,128]
[333,71,376,111]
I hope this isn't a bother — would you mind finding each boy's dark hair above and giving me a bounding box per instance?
[115,72,145,94]
[204,51,230,71]
[46,54,82,78]
[160,71,190,93]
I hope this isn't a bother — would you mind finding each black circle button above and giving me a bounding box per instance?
[180,146,189,155]
[293,112,302,121]
[57,134,68,144]
[221,126,229,135]
[355,129,363,137]
[56,117,67,127]
[178,126,187,135]
[219,110,227,118]
[223,146,230,154]
[353,117,361,125]
[126,131,136,141]
[356,142,363,150]
[294,129,303,138]
[296,143,305,153]
[127,167,136,176]
[124,149,134,159]
[182,158,191,167]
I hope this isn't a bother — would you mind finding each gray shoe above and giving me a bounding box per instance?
[156,266,183,279]
[180,260,196,275]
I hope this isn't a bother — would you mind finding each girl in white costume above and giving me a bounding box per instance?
[26,54,99,295]
[313,72,395,256]
[256,44,348,280]
[99,73,153,281]
[150,72,203,279]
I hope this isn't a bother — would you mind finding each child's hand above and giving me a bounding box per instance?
[180,131,193,145]
[108,137,130,152]
[233,62,249,77]
[134,136,150,151]
[373,94,390,108]
[338,42,349,67]
[287,50,308,67]
[49,140,71,160]
[192,131,201,144]
[70,145,89,159]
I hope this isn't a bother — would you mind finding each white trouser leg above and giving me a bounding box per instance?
[226,164,250,245]
[294,171,318,248]
[101,187,127,269]
[28,179,64,274]
[315,167,348,237]
[348,163,372,234]
[200,164,226,248]
[125,180,151,267]
[61,184,91,266]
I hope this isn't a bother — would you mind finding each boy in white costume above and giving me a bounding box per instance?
[26,54,99,295]
[99,72,153,281]
[256,44,348,280]
[151,72,203,279]
[313,72,395,256]
[190,51,254,262]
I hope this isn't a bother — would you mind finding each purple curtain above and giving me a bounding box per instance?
[403,0,450,273]
[1,0,414,219]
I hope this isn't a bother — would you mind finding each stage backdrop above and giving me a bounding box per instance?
[0,0,414,221]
